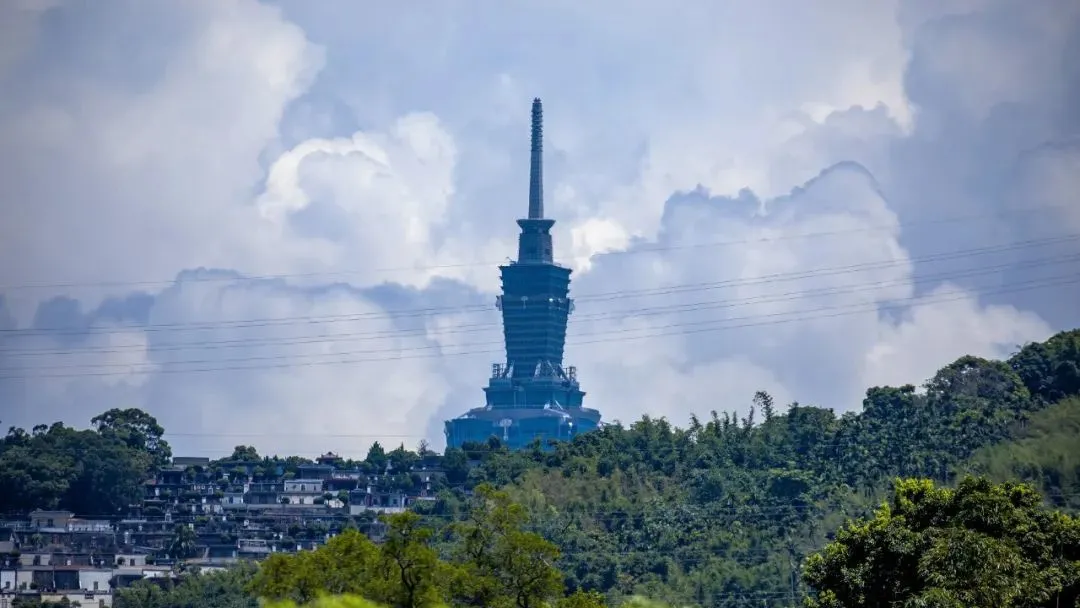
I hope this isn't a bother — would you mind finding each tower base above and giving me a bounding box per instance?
[444,402,601,451]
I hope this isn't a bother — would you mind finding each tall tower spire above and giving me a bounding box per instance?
[443,96,602,451]
[528,98,544,219]
[516,98,555,265]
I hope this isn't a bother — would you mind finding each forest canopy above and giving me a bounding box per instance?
[6,329,1080,607]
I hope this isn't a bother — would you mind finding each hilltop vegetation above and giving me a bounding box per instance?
[114,477,1080,608]
[959,396,1080,508]
[0,408,172,516]
[4,329,1080,607]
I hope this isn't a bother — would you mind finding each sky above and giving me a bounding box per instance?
[0,0,1077,458]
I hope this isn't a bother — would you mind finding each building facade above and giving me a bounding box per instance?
[444,99,602,450]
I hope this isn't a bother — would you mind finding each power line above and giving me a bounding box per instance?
[4,250,1076,358]
[4,233,1076,337]
[2,271,1075,379]
[0,203,1067,292]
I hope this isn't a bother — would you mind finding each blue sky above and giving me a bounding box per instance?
[1,0,1077,457]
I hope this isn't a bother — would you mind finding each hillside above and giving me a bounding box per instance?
[958,396,1080,510]
[417,329,1080,604]
[1,329,1078,607]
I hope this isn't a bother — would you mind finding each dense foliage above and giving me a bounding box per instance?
[410,331,1080,604]
[247,485,584,608]
[0,408,171,516]
[803,477,1080,607]
[261,594,676,608]
[115,562,259,608]
[960,396,1080,509]
[5,329,1080,607]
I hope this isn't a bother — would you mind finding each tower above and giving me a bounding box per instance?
[444,99,602,451]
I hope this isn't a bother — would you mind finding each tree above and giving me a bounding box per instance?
[229,445,260,461]
[14,598,80,608]
[754,390,776,421]
[802,477,1080,608]
[448,484,564,608]
[91,408,172,469]
[116,562,259,608]
[262,597,409,608]
[441,448,469,485]
[366,442,388,471]
[248,517,446,608]
[375,512,444,608]
[389,444,419,473]
[248,529,381,604]
[1010,329,1080,403]
[0,421,152,515]
[168,524,200,560]
[555,591,608,608]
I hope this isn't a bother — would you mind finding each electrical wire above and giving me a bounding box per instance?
[1,271,1074,379]
[0,202,1068,292]
[4,232,1075,337]
[4,249,1076,358]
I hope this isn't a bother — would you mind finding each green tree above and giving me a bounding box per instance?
[803,477,1080,608]
[375,512,444,608]
[366,442,388,471]
[168,524,200,560]
[229,445,260,461]
[248,529,380,604]
[448,483,563,608]
[115,563,259,608]
[0,421,152,515]
[1010,329,1080,403]
[249,517,446,608]
[442,448,470,485]
[91,408,172,469]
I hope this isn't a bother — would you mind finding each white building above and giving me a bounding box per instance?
[282,479,324,505]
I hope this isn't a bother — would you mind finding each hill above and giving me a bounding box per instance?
[958,396,1080,510]
[417,329,1080,603]
[1,329,1078,607]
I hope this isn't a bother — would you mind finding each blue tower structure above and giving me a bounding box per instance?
[444,99,602,451]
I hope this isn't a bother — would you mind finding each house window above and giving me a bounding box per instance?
[129,558,135,566]
[93,581,99,590]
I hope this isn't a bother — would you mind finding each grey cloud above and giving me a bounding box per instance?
[0,0,1076,453]
[1,270,493,455]
[786,0,1080,328]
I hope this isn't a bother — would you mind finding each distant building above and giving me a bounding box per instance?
[444,99,602,450]
[29,511,73,530]
[171,456,211,468]
[281,479,324,505]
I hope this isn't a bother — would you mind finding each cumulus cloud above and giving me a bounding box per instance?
[0,0,1076,455]
[0,271,494,456]
[570,163,1052,420]
[0,0,323,314]
[254,112,462,288]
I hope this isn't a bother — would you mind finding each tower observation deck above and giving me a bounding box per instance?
[444,99,602,451]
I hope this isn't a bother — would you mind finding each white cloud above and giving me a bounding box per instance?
[567,164,1051,421]
[862,283,1052,391]
[0,0,1076,454]
[3,273,484,457]
[0,0,323,315]
[254,112,459,288]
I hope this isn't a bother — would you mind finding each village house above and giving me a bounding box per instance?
[281,479,324,506]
